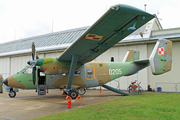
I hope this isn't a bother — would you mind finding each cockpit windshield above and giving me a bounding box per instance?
[20,67,33,74]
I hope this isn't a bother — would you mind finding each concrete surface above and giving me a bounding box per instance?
[0,85,127,120]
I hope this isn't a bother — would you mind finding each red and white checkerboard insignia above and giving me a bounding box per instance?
[83,34,105,41]
[158,47,165,55]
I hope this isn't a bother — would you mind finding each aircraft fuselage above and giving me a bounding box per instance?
[3,58,149,89]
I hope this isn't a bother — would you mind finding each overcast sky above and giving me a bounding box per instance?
[0,0,180,43]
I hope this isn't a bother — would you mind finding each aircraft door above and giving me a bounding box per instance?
[37,68,46,85]
[98,63,106,84]
[85,65,95,80]
[37,68,46,95]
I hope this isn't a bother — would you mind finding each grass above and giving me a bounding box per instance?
[33,93,180,120]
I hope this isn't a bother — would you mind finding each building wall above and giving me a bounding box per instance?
[0,57,10,79]
[147,41,180,92]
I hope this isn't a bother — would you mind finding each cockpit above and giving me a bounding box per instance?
[21,67,33,74]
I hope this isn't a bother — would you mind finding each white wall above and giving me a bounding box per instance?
[10,55,31,75]
[147,42,180,92]
[44,52,62,58]
[0,57,10,78]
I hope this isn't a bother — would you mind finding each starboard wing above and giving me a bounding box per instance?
[58,4,154,64]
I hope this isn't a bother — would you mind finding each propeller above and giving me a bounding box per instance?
[32,42,36,86]
[32,66,36,86]
[32,42,36,60]
[27,42,39,86]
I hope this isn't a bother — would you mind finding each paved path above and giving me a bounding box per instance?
[0,86,126,120]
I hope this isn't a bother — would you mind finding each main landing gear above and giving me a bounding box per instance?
[68,89,79,99]
[62,88,86,99]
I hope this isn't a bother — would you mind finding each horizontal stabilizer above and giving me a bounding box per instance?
[134,59,149,64]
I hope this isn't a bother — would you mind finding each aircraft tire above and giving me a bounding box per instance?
[78,88,86,95]
[9,90,16,98]
[68,89,78,99]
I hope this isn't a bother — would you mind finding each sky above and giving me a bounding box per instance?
[0,0,180,43]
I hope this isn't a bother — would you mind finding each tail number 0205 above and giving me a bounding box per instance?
[109,69,122,75]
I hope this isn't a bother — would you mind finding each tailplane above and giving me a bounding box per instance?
[149,38,172,75]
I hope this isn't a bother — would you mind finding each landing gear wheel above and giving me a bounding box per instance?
[68,89,78,99]
[9,90,16,98]
[78,88,86,95]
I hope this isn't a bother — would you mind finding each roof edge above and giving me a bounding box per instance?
[0,43,72,57]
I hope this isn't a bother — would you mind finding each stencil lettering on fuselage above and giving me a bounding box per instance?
[109,69,122,75]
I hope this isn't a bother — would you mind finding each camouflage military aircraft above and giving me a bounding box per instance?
[3,4,172,99]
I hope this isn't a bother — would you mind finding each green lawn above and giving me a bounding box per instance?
[33,93,180,120]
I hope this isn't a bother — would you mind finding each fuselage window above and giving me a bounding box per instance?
[85,65,95,80]
[87,70,93,75]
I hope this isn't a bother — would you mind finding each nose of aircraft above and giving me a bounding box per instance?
[3,78,8,86]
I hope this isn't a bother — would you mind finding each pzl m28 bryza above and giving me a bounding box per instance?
[3,4,172,99]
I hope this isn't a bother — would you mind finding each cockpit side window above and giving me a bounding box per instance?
[22,67,32,74]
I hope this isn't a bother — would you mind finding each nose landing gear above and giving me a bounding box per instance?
[9,88,16,98]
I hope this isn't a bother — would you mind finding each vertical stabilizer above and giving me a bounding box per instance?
[149,39,172,75]
[122,49,140,62]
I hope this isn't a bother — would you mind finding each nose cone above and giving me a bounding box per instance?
[3,78,8,86]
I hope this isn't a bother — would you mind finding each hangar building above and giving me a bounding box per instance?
[1,18,180,92]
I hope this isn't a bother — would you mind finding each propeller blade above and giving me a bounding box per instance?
[33,67,36,86]
[32,42,36,60]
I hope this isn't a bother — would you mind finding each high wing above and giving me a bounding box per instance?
[58,4,154,64]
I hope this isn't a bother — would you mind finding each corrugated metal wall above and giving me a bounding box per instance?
[0,57,10,78]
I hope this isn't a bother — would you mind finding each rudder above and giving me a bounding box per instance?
[149,38,172,75]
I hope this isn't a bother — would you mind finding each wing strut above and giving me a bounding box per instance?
[66,55,79,92]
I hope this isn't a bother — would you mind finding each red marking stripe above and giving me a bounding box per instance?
[88,35,96,37]
[93,38,101,40]
[84,34,105,41]
[42,66,48,70]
